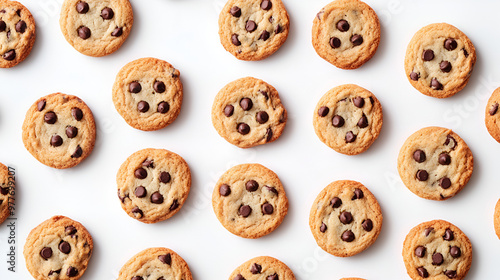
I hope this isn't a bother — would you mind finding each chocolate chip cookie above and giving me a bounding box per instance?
[59,0,133,57]
[229,256,295,280]
[117,247,193,280]
[22,93,96,169]
[313,84,383,155]
[309,180,383,257]
[397,127,473,201]
[212,163,288,239]
[219,0,289,61]
[113,57,183,131]
[403,220,472,280]
[24,215,93,280]
[495,199,500,240]
[404,23,476,98]
[0,0,36,68]
[312,0,380,69]
[0,162,13,225]
[117,148,191,224]
[212,77,287,148]
[485,87,500,142]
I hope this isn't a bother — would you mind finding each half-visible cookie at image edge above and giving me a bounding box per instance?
[495,199,500,240]
[485,87,500,142]
[0,162,14,225]
[229,256,295,280]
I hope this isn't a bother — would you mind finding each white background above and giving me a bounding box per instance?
[0,0,498,279]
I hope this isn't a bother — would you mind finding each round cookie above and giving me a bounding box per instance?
[312,0,380,70]
[404,23,476,98]
[218,0,289,61]
[229,256,295,280]
[117,247,192,280]
[212,77,287,148]
[22,93,96,169]
[402,220,472,280]
[495,199,500,240]
[0,162,14,225]
[59,0,133,57]
[485,87,500,142]
[212,163,288,239]
[117,148,191,224]
[309,180,383,257]
[313,84,383,155]
[0,0,36,68]
[397,127,473,201]
[24,215,93,280]
[112,57,183,131]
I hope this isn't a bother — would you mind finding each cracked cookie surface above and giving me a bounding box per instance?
[229,256,295,280]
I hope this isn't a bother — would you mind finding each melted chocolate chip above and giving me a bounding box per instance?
[157,102,170,114]
[239,205,252,217]
[440,61,452,73]
[231,34,241,46]
[329,37,341,48]
[336,20,349,32]
[256,111,269,124]
[111,27,123,37]
[0,187,8,195]
[267,274,278,280]
[320,223,327,232]
[0,21,6,32]
[443,229,454,241]
[59,241,71,254]
[169,200,179,211]
[71,146,83,158]
[76,1,89,13]
[246,180,259,192]
[219,184,231,196]
[40,247,52,259]
[129,82,141,93]
[357,115,368,128]
[159,172,171,183]
[330,197,342,209]
[246,20,257,32]
[318,106,329,117]
[262,203,274,214]
[66,126,78,138]
[345,131,356,143]
[44,112,57,124]
[362,219,373,231]
[48,269,61,276]
[439,177,452,189]
[67,266,78,277]
[332,115,344,127]
[224,105,234,117]
[50,135,63,147]
[260,30,270,41]
[15,20,26,33]
[131,207,143,218]
[234,274,245,280]
[3,50,16,61]
[101,7,114,20]
[410,72,419,81]
[417,267,429,278]
[450,246,461,258]
[240,98,253,111]
[339,211,353,224]
[415,246,426,257]
[422,49,435,61]
[72,108,83,121]
[444,135,456,149]
[251,263,262,274]
[444,38,457,51]
[416,170,428,181]
[261,0,272,10]
[352,188,364,200]
[134,168,147,179]
[151,192,164,204]
[432,252,444,265]
[134,186,146,198]
[78,26,91,39]
[351,34,363,46]
[341,230,355,242]
[490,103,499,116]
[237,123,250,135]
[154,81,166,93]
[159,253,172,265]
[265,186,278,195]
[275,24,282,34]
[137,101,149,113]
[445,270,457,279]
[131,277,143,280]
[431,78,443,90]
[37,100,46,111]
[424,227,433,236]
[438,153,451,165]
[265,128,273,141]
[353,97,365,108]
[230,6,241,17]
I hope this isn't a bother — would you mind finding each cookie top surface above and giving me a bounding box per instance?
[22,93,96,169]
[118,247,193,280]
[23,215,93,280]
[397,126,473,201]
[113,57,183,131]
[229,256,295,280]
[117,148,191,224]
[0,162,13,225]
[59,0,133,57]
[313,84,383,155]
[309,180,383,257]
[212,163,288,239]
[0,0,36,68]
[212,77,287,148]
[218,0,289,61]
[402,220,472,280]
[485,87,500,142]
[495,199,500,240]
[404,23,476,98]
[312,0,380,70]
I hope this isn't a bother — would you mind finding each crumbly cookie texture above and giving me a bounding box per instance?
[0,0,36,68]
[485,87,500,142]
[212,77,287,148]
[403,220,472,280]
[404,23,476,98]
[229,256,295,280]
[495,199,500,240]
[117,247,193,280]
[309,180,383,257]
[0,162,13,225]
[59,0,133,57]
[212,163,288,239]
[313,84,383,155]
[397,126,473,201]
[22,93,96,169]
[312,0,380,69]
[219,0,289,61]
[24,216,93,280]
[117,148,191,224]
[113,57,183,131]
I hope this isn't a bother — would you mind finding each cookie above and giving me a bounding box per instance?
[485,87,500,142]
[0,162,14,225]
[229,256,295,280]
[402,220,472,280]
[312,0,380,70]
[59,0,133,57]
[212,77,287,148]
[313,84,383,155]
[22,93,96,169]
[218,0,289,61]
[495,199,500,240]
[340,278,365,280]
[117,148,191,224]
[397,127,473,201]
[0,0,36,68]
[212,163,288,239]
[112,57,183,131]
[309,180,383,257]
[117,247,193,280]
[23,215,93,280]
[404,23,476,98]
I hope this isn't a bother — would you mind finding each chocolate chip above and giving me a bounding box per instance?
[231,34,241,46]
[51,135,63,147]
[444,38,457,51]
[76,1,89,13]
[256,111,269,124]
[159,253,172,265]
[48,269,61,276]
[345,131,356,143]
[336,20,349,32]
[134,186,146,198]
[415,246,426,257]
[137,101,149,113]
[332,115,344,127]
[279,112,286,123]
[410,72,419,81]
[490,103,499,116]
[66,126,78,138]
[40,247,52,259]
[131,206,143,218]
[151,192,164,204]
[275,24,282,34]
[71,146,83,158]
[339,211,353,224]
[413,150,426,163]
[445,270,457,278]
[154,81,166,93]
[44,112,57,124]
[444,135,456,149]
[259,90,269,100]
[353,97,365,108]
[15,20,26,33]
[234,274,245,280]
[329,37,341,48]
[111,27,123,37]
[443,229,454,241]
[431,78,443,90]
[320,223,327,232]
[3,50,16,61]
[219,184,231,196]
[439,177,451,189]
[0,21,6,32]
[267,274,278,280]
[159,171,171,183]
[259,30,270,41]
[318,106,329,117]
[341,230,355,242]
[246,20,257,32]
[129,82,142,93]
[424,227,433,236]
[101,7,114,19]
[132,277,143,280]
[230,6,241,17]
[251,263,262,274]
[417,267,429,278]
[240,98,253,110]
[169,200,179,211]
[78,26,91,39]
[67,266,78,277]
[0,187,8,195]
[440,61,452,73]
[351,35,363,46]
[239,205,252,217]
[432,252,444,265]
[246,180,259,192]
[72,108,83,121]
[224,105,234,117]
[416,170,428,181]
[438,153,451,165]
[463,48,469,57]
[142,159,154,168]
[331,197,342,208]
[357,115,368,128]
[237,123,250,135]
[261,0,272,10]
[422,49,434,61]
[450,246,461,258]
[157,101,170,114]
[37,100,46,111]
[262,203,274,214]
[352,188,364,200]
[362,219,373,231]
[134,168,147,179]
[59,241,71,254]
